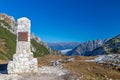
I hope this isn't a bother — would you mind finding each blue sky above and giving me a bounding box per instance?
[0,0,120,42]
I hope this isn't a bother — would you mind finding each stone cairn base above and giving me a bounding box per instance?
[7,52,38,74]
[7,17,38,74]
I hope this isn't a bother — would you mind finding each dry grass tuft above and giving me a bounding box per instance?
[37,55,120,80]
[37,55,64,67]
[0,60,8,64]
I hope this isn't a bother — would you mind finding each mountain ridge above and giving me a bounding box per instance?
[0,13,51,60]
[66,40,103,56]
[66,34,120,56]
[91,34,120,55]
[47,42,80,50]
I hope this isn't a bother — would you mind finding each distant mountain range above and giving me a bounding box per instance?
[66,40,103,56]
[47,42,80,50]
[47,35,120,56]
[66,34,120,56]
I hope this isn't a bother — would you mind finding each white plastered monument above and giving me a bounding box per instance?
[7,17,38,74]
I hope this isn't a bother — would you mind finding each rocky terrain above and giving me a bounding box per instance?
[95,54,120,67]
[66,40,103,56]
[0,54,120,80]
[92,34,120,55]
[66,34,120,56]
[0,14,16,34]
[0,55,120,80]
[0,66,68,80]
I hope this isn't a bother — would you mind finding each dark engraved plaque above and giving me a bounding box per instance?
[18,32,28,41]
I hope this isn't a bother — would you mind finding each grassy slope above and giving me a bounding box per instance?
[0,26,16,60]
[105,34,120,53]
[0,21,50,60]
[31,39,50,57]
[92,34,120,55]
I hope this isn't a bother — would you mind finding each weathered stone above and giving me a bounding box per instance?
[7,17,38,74]
[95,54,120,67]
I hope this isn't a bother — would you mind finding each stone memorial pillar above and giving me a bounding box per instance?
[7,17,38,74]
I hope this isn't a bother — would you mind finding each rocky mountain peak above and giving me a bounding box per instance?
[0,13,16,34]
[66,40,103,56]
[0,13,16,28]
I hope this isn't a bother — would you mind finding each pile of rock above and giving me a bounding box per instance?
[50,58,75,67]
[95,54,120,67]
[50,59,62,67]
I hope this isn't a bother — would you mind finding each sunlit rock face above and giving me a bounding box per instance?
[66,40,103,56]
[0,13,16,34]
[7,17,38,74]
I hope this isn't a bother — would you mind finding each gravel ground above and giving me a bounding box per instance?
[0,66,68,80]
[95,54,120,67]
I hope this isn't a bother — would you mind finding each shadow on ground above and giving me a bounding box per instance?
[0,64,8,74]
